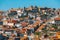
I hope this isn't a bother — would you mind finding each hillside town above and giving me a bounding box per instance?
[0,6,60,40]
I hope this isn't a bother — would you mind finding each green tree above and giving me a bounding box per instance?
[52,25,57,29]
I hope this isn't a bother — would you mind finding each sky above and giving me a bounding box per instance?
[0,0,60,10]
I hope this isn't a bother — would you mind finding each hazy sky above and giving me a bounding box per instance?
[0,0,60,10]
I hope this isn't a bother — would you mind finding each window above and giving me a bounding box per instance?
[0,21,3,25]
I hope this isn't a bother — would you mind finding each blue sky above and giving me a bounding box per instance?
[0,0,60,10]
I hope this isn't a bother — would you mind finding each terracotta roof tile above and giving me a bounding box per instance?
[54,17,60,20]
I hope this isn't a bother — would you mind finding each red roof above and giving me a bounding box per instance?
[21,22,27,27]
[54,17,60,20]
